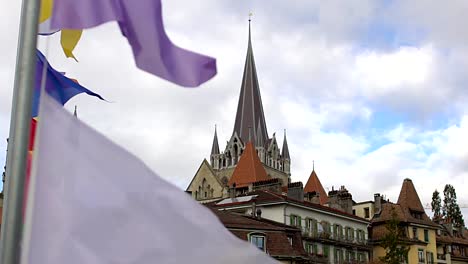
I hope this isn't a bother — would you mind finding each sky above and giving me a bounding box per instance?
[1,1,467,220]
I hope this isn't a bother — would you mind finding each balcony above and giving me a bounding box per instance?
[300,228,370,248]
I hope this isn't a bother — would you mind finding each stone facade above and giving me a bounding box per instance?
[186,159,225,201]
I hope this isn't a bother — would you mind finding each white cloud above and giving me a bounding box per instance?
[354,46,434,94]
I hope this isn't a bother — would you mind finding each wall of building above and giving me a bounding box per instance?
[264,166,288,186]
[372,225,438,263]
[373,246,386,262]
[353,202,374,220]
[215,167,235,184]
[187,161,224,200]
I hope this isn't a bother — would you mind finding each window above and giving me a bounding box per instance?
[250,235,265,251]
[418,249,425,263]
[413,227,418,239]
[287,236,292,246]
[358,252,364,262]
[334,224,343,240]
[426,251,434,264]
[307,243,318,255]
[323,245,329,257]
[352,209,356,215]
[424,229,429,242]
[364,207,370,218]
[356,229,366,242]
[305,218,318,235]
[289,214,302,227]
[345,227,354,241]
[334,248,343,264]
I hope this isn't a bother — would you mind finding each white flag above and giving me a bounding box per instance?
[22,94,277,264]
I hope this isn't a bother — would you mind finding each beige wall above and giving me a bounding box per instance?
[353,202,374,220]
[215,167,235,184]
[372,225,437,264]
[264,166,288,186]
[187,160,224,201]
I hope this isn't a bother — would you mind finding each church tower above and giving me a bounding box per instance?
[186,19,292,201]
[209,19,291,186]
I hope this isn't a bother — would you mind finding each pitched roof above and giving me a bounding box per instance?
[215,190,369,223]
[228,142,270,187]
[371,179,438,227]
[209,208,308,259]
[397,178,425,212]
[303,169,328,205]
[232,21,269,145]
[211,125,220,155]
[281,131,290,160]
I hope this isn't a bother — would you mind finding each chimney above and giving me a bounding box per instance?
[256,208,262,219]
[374,193,382,215]
[328,186,353,214]
[287,182,304,201]
[251,201,257,217]
[229,183,236,198]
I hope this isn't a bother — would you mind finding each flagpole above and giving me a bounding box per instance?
[0,0,40,262]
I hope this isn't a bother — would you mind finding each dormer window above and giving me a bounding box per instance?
[250,234,266,251]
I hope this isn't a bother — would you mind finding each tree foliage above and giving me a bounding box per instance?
[443,184,465,228]
[431,189,442,222]
[379,207,410,264]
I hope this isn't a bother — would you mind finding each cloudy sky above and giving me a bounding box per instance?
[1,1,467,219]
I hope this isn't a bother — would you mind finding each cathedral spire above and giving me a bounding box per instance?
[211,125,220,155]
[281,129,290,160]
[232,18,269,145]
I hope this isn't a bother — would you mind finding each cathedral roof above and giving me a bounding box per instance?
[303,169,328,205]
[232,21,269,145]
[211,125,220,155]
[228,142,270,187]
[281,131,290,160]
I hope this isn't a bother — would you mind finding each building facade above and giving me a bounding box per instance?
[210,207,312,263]
[213,189,371,264]
[370,179,439,264]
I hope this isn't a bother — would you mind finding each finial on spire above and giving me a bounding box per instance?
[248,126,252,142]
[313,160,315,171]
[249,12,253,22]
[73,105,78,118]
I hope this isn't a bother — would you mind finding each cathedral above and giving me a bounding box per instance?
[186,21,291,201]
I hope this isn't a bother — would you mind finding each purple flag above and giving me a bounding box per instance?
[51,0,217,87]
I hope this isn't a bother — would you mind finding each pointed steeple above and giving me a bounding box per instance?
[232,19,269,145]
[228,142,270,187]
[255,121,264,147]
[304,167,328,205]
[281,129,290,160]
[211,125,220,155]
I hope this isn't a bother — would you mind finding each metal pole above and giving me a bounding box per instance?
[0,0,40,262]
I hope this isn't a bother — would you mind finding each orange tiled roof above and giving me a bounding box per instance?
[228,142,270,187]
[303,169,328,205]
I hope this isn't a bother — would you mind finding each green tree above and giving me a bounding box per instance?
[431,189,442,222]
[379,207,410,264]
[443,184,465,227]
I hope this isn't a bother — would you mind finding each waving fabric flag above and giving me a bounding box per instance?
[39,0,82,59]
[21,94,276,264]
[33,50,104,117]
[50,0,217,87]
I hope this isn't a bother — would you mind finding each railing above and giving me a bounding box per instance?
[300,227,370,246]
[437,254,446,260]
